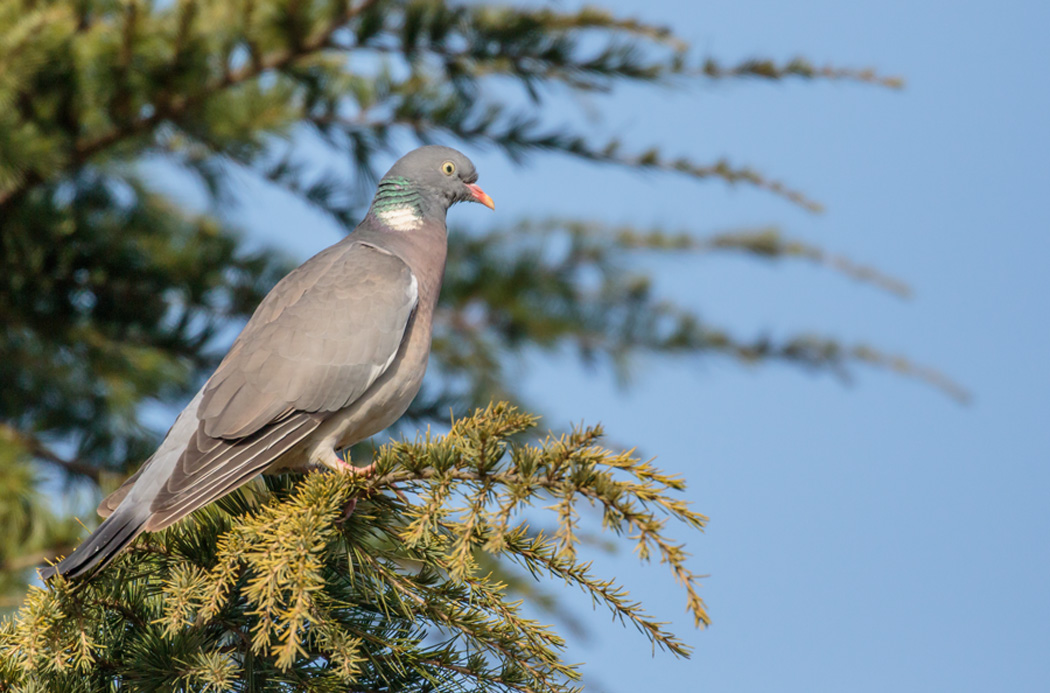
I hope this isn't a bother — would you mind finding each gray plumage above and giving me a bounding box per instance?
[41,146,494,581]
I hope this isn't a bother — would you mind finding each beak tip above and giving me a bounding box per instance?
[467,183,495,210]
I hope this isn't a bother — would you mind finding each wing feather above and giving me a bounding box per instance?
[199,241,418,439]
[146,413,322,531]
[143,240,418,527]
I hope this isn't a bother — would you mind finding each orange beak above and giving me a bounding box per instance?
[466,183,495,210]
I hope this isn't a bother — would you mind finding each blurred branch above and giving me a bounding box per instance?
[700,56,905,89]
[698,329,971,404]
[0,424,100,483]
[1,547,73,574]
[617,225,912,298]
[851,344,971,403]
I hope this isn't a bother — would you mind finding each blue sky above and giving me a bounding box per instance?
[176,1,1050,690]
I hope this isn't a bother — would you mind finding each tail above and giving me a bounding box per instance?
[38,505,150,582]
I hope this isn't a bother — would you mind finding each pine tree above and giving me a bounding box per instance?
[0,1,961,688]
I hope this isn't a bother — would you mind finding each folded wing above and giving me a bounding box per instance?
[100,240,418,530]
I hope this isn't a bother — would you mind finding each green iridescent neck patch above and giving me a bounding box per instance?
[372,176,423,213]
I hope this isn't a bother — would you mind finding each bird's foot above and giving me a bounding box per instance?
[340,460,376,478]
[317,449,375,477]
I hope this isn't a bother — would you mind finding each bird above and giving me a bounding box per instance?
[40,145,494,581]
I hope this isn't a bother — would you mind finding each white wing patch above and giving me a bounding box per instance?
[377,205,423,231]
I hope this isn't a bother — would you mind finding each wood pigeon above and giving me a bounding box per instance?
[40,145,494,580]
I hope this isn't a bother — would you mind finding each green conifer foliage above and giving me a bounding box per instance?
[2,405,706,691]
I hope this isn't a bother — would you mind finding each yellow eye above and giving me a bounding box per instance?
[441,161,456,176]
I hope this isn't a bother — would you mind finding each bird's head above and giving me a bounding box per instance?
[372,146,494,224]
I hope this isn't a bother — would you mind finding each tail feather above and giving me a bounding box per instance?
[97,464,145,518]
[38,506,150,582]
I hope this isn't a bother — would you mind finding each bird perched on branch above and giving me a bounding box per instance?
[41,145,494,581]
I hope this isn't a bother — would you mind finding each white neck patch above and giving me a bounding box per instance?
[377,205,423,232]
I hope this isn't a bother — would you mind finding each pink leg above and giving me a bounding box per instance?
[341,460,376,477]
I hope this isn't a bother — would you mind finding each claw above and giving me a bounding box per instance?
[342,460,376,477]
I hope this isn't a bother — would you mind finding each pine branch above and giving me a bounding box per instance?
[698,227,912,298]
[700,329,972,403]
[700,56,905,88]
[0,423,101,483]
[0,0,383,210]
[524,219,912,297]
[0,547,75,574]
[3,404,705,691]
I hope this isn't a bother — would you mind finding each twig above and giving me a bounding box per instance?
[0,423,101,482]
